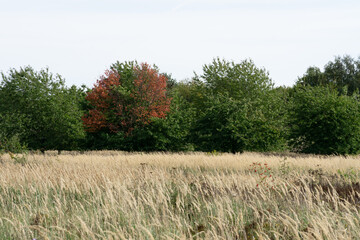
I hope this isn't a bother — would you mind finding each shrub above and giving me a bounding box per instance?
[0,134,27,154]
[191,96,284,153]
[289,86,360,154]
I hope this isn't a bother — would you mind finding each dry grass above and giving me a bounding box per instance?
[1,151,360,239]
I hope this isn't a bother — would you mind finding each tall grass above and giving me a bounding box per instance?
[0,152,360,239]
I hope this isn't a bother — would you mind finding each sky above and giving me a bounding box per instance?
[1,0,360,87]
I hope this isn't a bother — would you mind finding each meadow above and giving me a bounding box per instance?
[1,151,360,239]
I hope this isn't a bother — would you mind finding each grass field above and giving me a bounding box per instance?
[1,151,360,239]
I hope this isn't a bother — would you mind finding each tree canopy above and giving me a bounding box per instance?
[297,55,360,95]
[289,86,360,154]
[82,61,172,135]
[0,66,85,150]
[2,56,360,155]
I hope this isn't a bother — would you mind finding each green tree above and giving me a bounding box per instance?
[0,66,85,150]
[297,55,360,95]
[289,86,360,155]
[190,96,246,153]
[195,57,273,101]
[189,58,285,152]
[297,67,327,87]
[174,79,208,116]
[191,95,285,153]
[124,92,196,152]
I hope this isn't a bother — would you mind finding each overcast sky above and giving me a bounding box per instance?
[1,0,359,87]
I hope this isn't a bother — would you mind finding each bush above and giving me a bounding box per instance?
[0,134,27,154]
[191,96,285,153]
[289,86,360,154]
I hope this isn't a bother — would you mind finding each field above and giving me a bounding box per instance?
[1,152,360,239]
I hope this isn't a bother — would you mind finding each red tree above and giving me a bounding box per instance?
[82,63,171,135]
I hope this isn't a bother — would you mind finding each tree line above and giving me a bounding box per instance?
[1,55,360,155]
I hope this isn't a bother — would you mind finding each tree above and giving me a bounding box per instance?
[0,66,85,150]
[189,58,285,152]
[297,55,360,95]
[82,61,172,136]
[190,96,246,153]
[289,86,360,155]
[121,92,196,152]
[296,67,327,87]
[190,95,285,153]
[195,57,273,101]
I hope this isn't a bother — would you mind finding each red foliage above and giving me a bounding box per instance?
[82,63,171,134]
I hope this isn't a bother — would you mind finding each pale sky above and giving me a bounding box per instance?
[1,0,359,87]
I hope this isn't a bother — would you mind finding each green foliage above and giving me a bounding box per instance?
[289,86,360,154]
[207,150,221,156]
[84,88,195,152]
[6,57,360,154]
[195,57,273,101]
[110,60,138,90]
[189,58,286,153]
[128,93,195,152]
[191,96,285,153]
[0,112,28,154]
[172,79,208,117]
[337,168,359,182]
[190,96,246,153]
[0,66,85,150]
[0,134,27,154]
[297,55,360,95]
[297,67,326,87]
